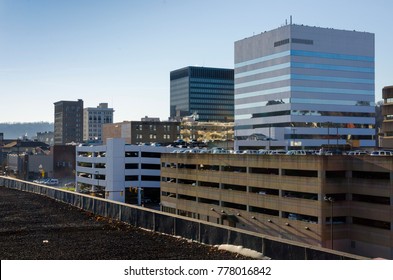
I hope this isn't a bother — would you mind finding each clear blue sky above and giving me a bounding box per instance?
[0,0,392,123]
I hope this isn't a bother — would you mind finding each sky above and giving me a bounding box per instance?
[0,0,392,123]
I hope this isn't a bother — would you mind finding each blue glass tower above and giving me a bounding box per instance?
[234,24,375,149]
[170,66,234,122]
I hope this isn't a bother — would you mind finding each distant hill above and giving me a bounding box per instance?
[0,122,54,139]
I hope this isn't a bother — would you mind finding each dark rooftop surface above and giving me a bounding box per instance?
[0,186,252,260]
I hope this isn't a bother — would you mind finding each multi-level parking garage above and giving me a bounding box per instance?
[160,153,393,259]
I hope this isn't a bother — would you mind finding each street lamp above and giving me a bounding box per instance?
[324,195,334,249]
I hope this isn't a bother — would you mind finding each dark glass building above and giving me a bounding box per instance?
[170,66,234,122]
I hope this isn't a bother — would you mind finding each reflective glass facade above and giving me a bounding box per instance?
[234,24,375,148]
[170,66,234,122]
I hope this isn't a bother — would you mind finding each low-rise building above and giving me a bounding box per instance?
[1,140,51,179]
[380,85,393,149]
[102,117,180,145]
[53,144,76,181]
[36,131,54,146]
[160,153,393,259]
[180,117,234,148]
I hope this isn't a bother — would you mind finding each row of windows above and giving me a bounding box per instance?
[88,117,112,122]
[274,38,290,47]
[136,134,173,140]
[88,111,113,115]
[189,110,234,117]
[235,49,373,70]
[189,68,234,80]
[126,163,160,170]
[291,38,314,45]
[64,106,82,111]
[197,115,233,121]
[190,83,234,90]
[236,73,373,90]
[236,122,374,130]
[135,125,180,131]
[125,175,160,181]
[88,128,102,132]
[274,38,314,47]
[236,98,374,110]
[284,134,373,140]
[190,93,233,99]
[191,104,234,110]
[190,98,233,105]
[235,86,374,101]
[190,88,234,94]
[189,78,234,84]
[250,110,375,118]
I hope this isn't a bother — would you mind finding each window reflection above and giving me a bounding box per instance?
[251,110,375,118]
[250,122,375,129]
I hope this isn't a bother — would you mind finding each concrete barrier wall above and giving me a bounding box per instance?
[0,176,367,260]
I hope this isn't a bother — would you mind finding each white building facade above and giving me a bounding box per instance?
[83,103,114,143]
[75,138,176,203]
[234,24,375,150]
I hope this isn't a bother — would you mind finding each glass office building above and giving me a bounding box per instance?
[234,24,375,149]
[170,66,234,122]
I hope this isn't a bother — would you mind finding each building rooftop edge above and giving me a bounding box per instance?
[235,23,374,43]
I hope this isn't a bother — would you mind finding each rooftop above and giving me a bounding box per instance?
[0,186,251,260]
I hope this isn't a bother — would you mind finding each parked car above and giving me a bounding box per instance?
[347,150,368,155]
[268,150,287,155]
[286,150,306,155]
[242,150,259,154]
[44,179,59,186]
[370,150,393,156]
[288,213,300,220]
[257,149,269,155]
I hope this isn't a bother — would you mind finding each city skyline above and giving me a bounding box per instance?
[1,0,392,123]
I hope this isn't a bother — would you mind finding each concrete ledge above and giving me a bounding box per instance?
[0,176,368,260]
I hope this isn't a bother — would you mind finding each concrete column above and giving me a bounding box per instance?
[318,170,326,179]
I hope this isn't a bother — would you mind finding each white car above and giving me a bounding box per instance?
[286,150,306,155]
[369,150,393,156]
[242,150,259,154]
[347,150,368,155]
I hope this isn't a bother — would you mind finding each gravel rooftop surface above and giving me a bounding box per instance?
[0,186,254,260]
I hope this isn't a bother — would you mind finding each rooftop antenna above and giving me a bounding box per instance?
[285,19,288,25]
[290,15,292,25]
